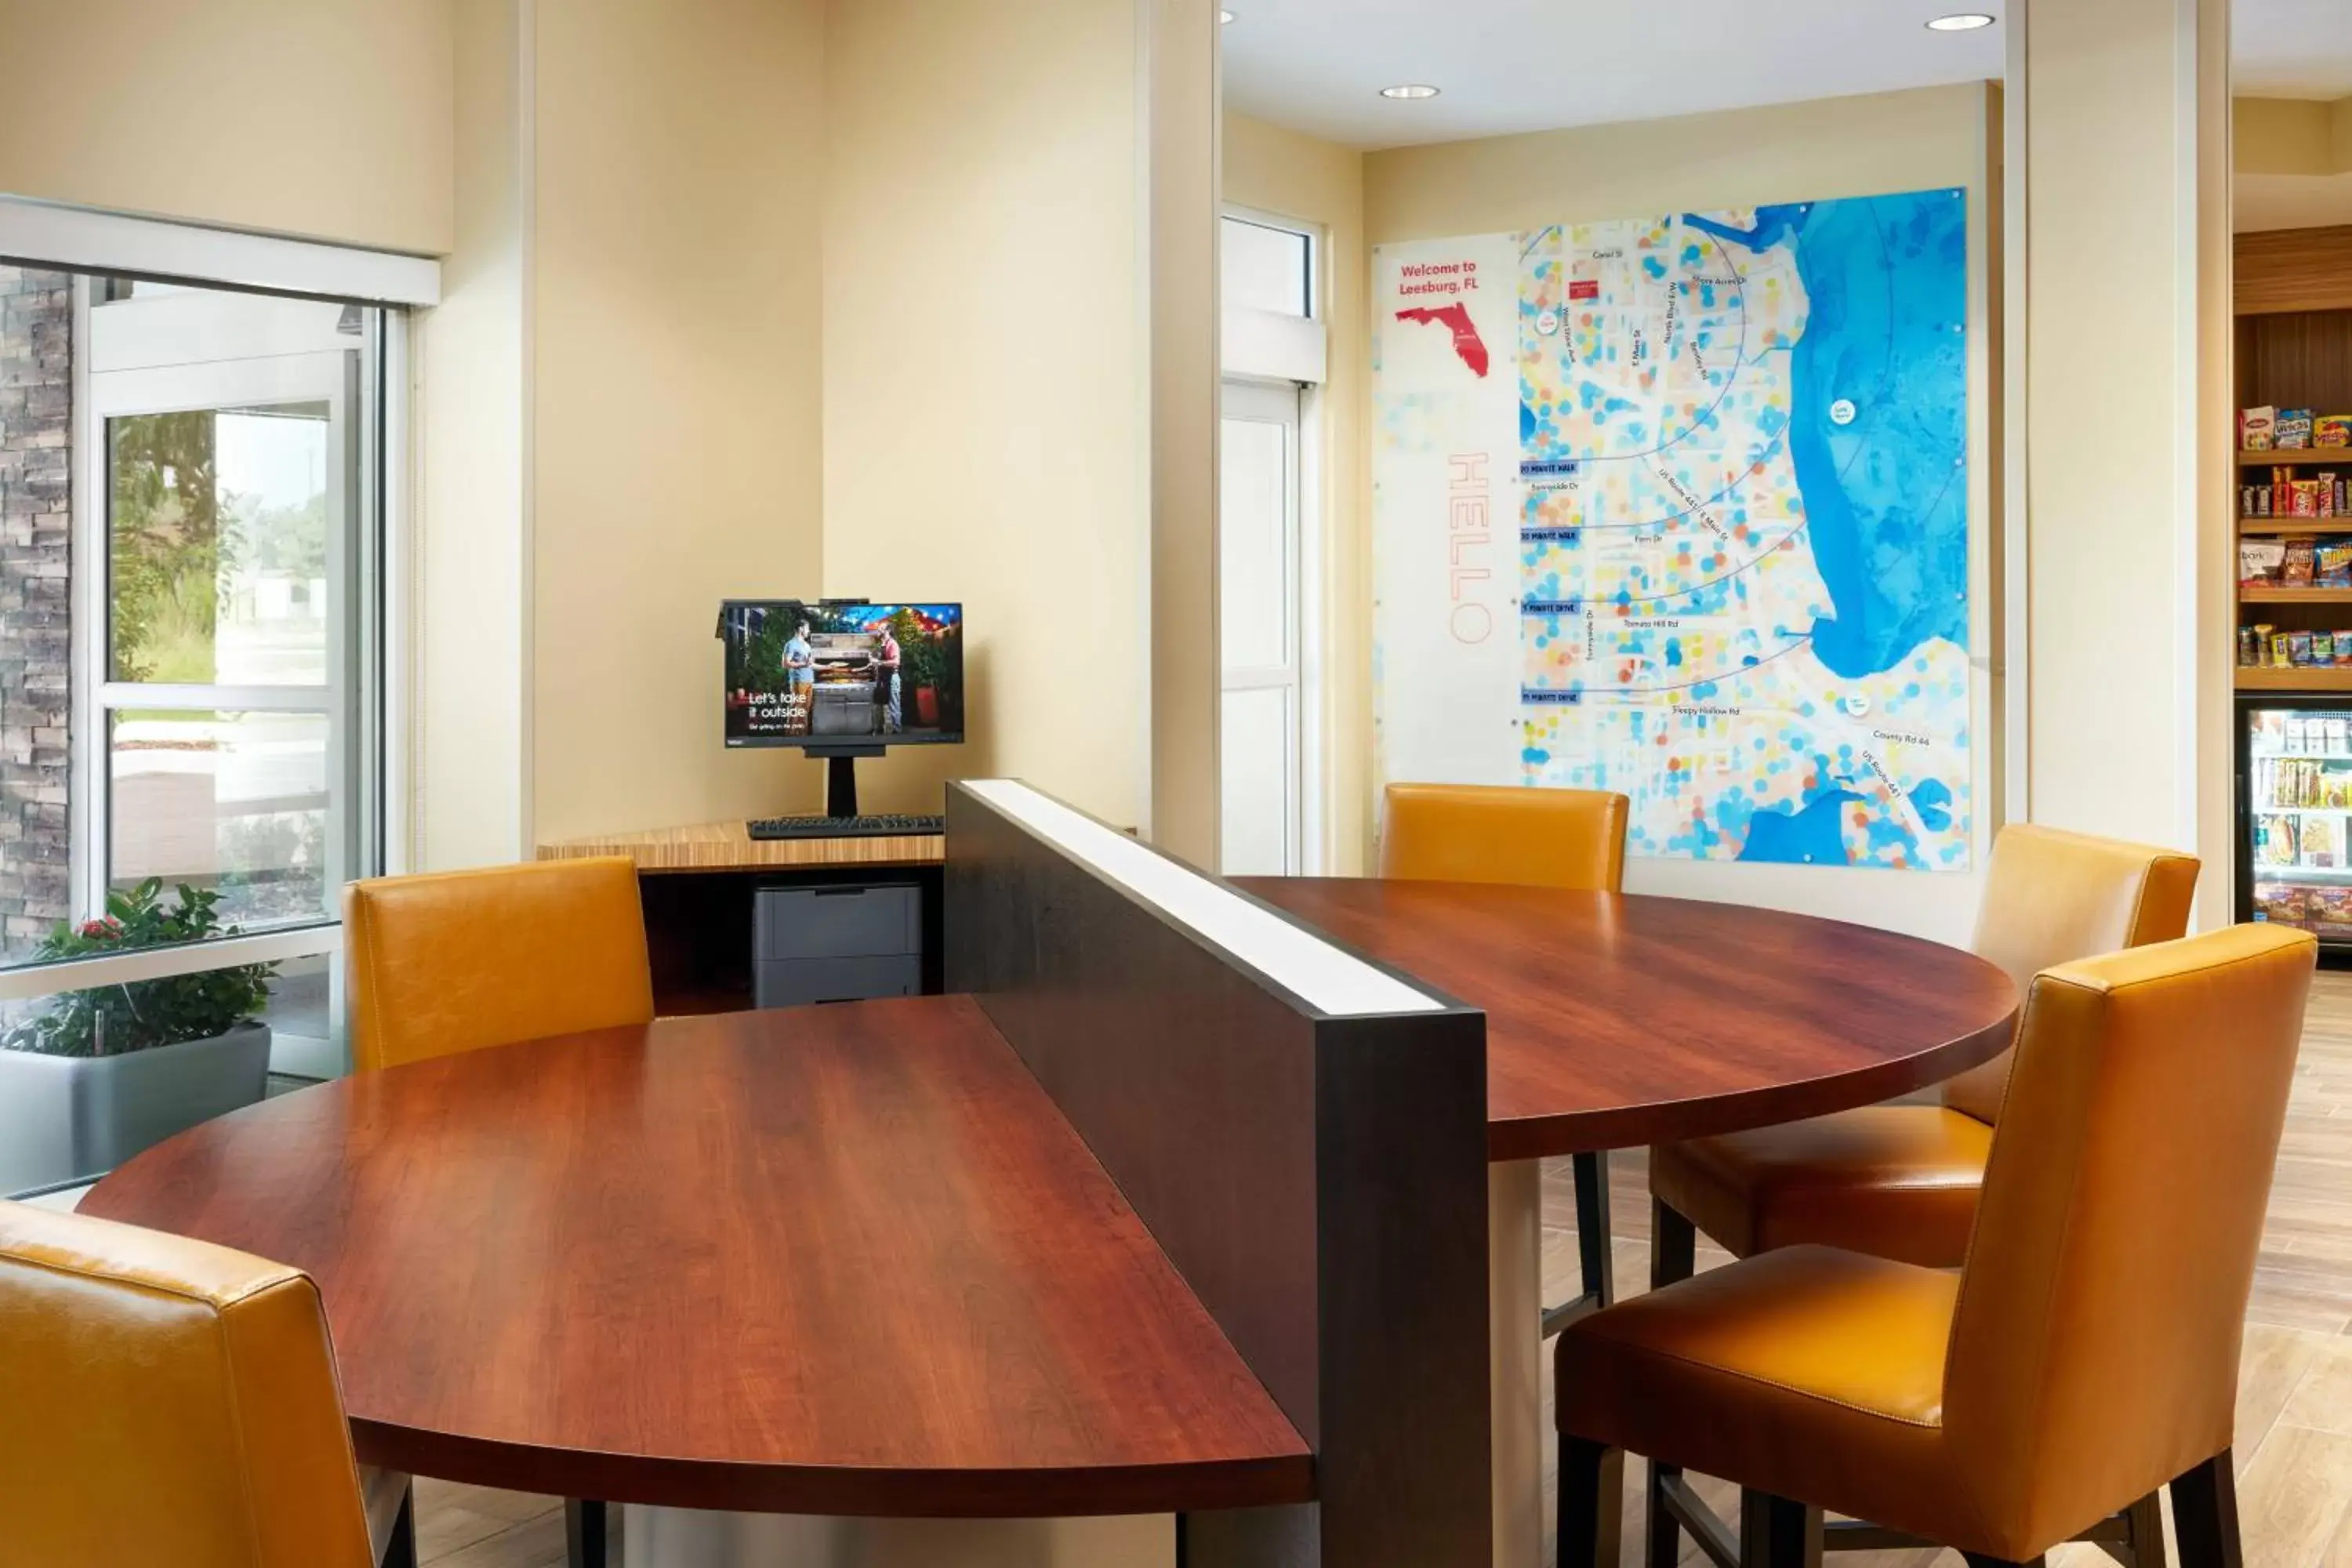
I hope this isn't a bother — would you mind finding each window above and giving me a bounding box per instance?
[1222,216,1312,318]
[0,263,402,1198]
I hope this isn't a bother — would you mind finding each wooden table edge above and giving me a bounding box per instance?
[1483,1007,2018,1162]
[352,1419,1316,1519]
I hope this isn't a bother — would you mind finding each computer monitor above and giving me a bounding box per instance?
[719,600,964,816]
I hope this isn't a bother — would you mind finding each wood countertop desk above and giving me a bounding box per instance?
[537,819,944,872]
[82,996,1313,1519]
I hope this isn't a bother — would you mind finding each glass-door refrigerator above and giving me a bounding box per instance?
[2241,697,2352,948]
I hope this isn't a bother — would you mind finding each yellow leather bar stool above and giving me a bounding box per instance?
[0,1200,412,1568]
[1381,781,1631,1308]
[344,855,656,1074]
[1556,923,2314,1568]
[343,854,655,1568]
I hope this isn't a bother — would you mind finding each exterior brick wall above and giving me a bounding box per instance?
[0,268,72,960]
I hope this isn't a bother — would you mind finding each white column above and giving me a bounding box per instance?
[2017,0,2233,912]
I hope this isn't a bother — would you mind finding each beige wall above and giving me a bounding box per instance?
[822,0,1149,828]
[1352,85,2002,941]
[2236,96,2352,176]
[412,0,528,869]
[0,0,453,253]
[529,0,827,842]
[1221,112,1371,873]
[1148,0,1222,867]
[2022,0,2233,913]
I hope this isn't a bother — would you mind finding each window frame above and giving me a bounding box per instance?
[0,203,426,1012]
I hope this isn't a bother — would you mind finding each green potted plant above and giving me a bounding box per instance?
[0,879,278,1195]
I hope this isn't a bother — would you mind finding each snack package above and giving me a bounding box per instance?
[2292,630,2316,665]
[2244,406,2278,449]
[2274,632,2296,667]
[2285,536,2318,585]
[2321,415,2352,448]
[2317,543,2352,586]
[2240,626,2259,665]
[2293,481,2324,518]
[2255,881,2310,925]
[2242,538,2286,584]
[2257,813,2300,866]
[2310,885,2352,935]
[2281,408,2316,448]
[2303,812,2341,868]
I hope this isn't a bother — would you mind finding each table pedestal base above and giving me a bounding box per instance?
[622,1508,1173,1568]
[1490,1160,1544,1568]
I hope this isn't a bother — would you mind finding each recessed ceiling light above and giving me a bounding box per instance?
[1380,83,1441,100]
[1926,13,1995,29]
[1218,8,1234,20]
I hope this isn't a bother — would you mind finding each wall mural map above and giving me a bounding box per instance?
[1373,187,1972,870]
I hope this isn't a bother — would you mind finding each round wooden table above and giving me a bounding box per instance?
[81,996,1312,1566]
[1236,878,2019,1159]
[1236,877,2019,1568]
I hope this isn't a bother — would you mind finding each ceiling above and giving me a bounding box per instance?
[1218,0,2005,150]
[1218,0,2352,153]
[2236,0,2352,98]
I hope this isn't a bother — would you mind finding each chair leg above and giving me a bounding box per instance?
[1574,1151,1616,1306]
[1651,1195,1697,1290]
[382,1484,419,1568]
[1643,1196,1698,1568]
[1646,1455,1682,1568]
[1738,1490,1821,1568]
[2170,1450,2242,1568]
[2122,1488,2169,1568]
[565,1498,609,1568]
[1559,1436,1611,1568]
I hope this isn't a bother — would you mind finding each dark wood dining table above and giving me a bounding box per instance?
[81,996,1312,1564]
[1236,877,2020,1568]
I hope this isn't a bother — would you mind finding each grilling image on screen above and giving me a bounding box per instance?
[720,601,964,746]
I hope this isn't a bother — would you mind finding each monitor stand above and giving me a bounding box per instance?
[808,745,884,820]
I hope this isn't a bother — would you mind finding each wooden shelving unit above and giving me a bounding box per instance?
[2240,448,2352,466]
[2241,517,2352,533]
[2244,586,2352,604]
[2238,665,2352,692]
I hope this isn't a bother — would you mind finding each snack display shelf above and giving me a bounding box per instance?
[2238,667,2352,691]
[2240,519,2352,533]
[2241,587,2352,604]
[2240,448,2352,466]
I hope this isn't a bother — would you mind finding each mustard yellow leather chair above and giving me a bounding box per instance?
[1381,781,1628,891]
[345,855,655,1073]
[1649,824,2198,1279]
[0,1200,413,1568]
[1556,923,2314,1568]
[1382,781,1632,1308]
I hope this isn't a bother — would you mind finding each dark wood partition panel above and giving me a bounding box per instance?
[943,783,1491,1568]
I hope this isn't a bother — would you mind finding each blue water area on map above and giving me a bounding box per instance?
[1736,787,1860,866]
[1684,192,1969,679]
[1682,191,1968,866]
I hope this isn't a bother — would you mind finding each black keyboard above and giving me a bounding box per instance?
[746,813,945,840]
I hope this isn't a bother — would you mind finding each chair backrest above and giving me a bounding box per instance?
[1944,924,2313,1555]
[1944,823,2199,1123]
[1377,783,1629,892]
[345,855,655,1073]
[0,1201,376,1568]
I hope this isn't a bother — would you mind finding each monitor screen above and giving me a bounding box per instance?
[720,601,964,748]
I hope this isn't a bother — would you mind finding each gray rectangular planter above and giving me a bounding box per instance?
[0,1022,271,1196]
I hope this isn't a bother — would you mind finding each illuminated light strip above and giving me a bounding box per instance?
[961,779,1444,1018]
